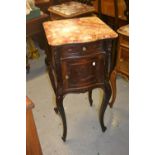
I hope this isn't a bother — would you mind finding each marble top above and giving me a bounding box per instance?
[43,16,118,46]
[117,25,129,36]
[48,1,95,18]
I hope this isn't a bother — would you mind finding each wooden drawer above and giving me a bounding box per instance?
[60,41,103,59]
[61,53,105,90]
[117,46,129,75]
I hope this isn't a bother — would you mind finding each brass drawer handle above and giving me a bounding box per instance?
[82,47,87,51]
[92,61,96,66]
[65,75,69,80]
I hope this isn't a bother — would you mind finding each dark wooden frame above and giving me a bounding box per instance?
[45,38,115,141]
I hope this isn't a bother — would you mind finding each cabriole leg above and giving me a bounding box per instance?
[109,69,117,108]
[99,82,112,132]
[56,95,67,142]
[88,90,93,106]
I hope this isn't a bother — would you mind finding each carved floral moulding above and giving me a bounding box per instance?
[43,16,118,46]
[48,1,95,18]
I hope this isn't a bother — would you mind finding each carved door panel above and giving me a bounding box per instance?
[61,53,105,90]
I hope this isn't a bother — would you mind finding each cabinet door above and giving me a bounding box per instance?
[61,53,105,91]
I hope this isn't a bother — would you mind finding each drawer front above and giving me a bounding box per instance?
[60,41,103,58]
[61,53,105,90]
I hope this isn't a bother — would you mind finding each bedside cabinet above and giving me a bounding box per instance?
[43,16,118,141]
[110,25,129,107]
[48,1,95,20]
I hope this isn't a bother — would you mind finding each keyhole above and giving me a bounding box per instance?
[65,75,69,80]
[82,47,87,51]
[92,62,96,66]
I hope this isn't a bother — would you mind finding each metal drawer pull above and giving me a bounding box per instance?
[92,62,96,66]
[65,75,69,80]
[68,48,72,52]
[82,47,87,51]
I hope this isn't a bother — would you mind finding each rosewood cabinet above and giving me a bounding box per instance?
[43,16,118,141]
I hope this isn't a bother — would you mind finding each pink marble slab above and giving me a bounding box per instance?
[117,25,129,36]
[43,16,118,46]
[48,1,95,18]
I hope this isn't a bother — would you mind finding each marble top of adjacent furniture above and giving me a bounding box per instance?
[48,1,95,18]
[117,25,129,36]
[43,16,118,46]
